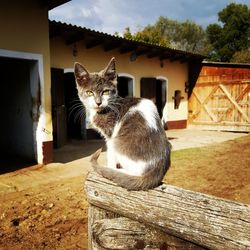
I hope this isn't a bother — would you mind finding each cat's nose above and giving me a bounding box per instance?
[96,101,102,106]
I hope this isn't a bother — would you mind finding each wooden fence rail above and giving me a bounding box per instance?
[85,171,250,250]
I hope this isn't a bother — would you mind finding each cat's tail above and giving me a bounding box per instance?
[90,148,170,191]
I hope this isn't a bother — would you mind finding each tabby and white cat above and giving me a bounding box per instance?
[74,58,171,190]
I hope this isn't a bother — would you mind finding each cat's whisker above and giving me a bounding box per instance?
[68,101,86,124]
[73,108,86,124]
[69,99,84,108]
[68,104,83,114]
[68,105,83,119]
[68,99,82,109]
[69,97,82,104]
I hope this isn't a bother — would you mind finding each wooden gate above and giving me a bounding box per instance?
[189,65,250,132]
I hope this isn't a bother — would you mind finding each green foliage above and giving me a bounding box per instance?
[171,19,207,53]
[206,3,250,62]
[123,3,250,62]
[231,50,250,63]
[123,27,133,40]
[123,23,170,47]
[123,16,208,54]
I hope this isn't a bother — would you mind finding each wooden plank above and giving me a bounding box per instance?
[203,104,217,122]
[235,84,250,102]
[89,205,205,250]
[88,205,120,249]
[218,84,250,123]
[188,123,250,132]
[189,121,250,126]
[85,171,250,250]
[219,84,250,123]
[191,87,218,122]
[195,80,250,87]
[210,107,228,112]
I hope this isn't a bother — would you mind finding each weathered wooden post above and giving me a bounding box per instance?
[85,171,250,250]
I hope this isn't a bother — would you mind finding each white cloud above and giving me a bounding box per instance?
[80,9,93,18]
[49,0,250,34]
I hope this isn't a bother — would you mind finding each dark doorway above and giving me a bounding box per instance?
[51,68,67,148]
[64,72,86,140]
[0,57,36,173]
[51,70,87,146]
[117,76,133,97]
[140,77,166,117]
[156,79,167,117]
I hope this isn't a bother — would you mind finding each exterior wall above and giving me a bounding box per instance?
[50,37,189,126]
[0,0,52,163]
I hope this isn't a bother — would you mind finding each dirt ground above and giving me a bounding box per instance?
[0,130,249,250]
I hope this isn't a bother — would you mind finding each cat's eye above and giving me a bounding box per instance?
[102,90,111,95]
[86,90,94,96]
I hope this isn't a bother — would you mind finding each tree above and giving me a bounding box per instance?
[123,22,170,47]
[123,16,208,54]
[231,50,250,63]
[206,3,250,62]
[171,19,208,53]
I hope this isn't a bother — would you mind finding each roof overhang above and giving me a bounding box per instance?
[45,0,71,10]
[49,20,206,64]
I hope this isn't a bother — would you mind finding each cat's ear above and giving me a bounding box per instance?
[74,62,89,86]
[103,57,117,82]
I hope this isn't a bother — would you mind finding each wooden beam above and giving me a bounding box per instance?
[89,205,205,249]
[180,56,190,63]
[103,40,121,51]
[217,84,250,123]
[119,44,137,54]
[203,104,218,121]
[235,84,250,102]
[196,80,250,87]
[64,32,84,45]
[192,87,219,122]
[147,50,160,58]
[159,53,172,60]
[170,54,184,62]
[85,38,103,49]
[85,171,250,250]
[188,123,250,132]
[219,84,250,123]
[135,47,151,56]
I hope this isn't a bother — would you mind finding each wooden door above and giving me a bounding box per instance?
[189,82,250,132]
[141,78,166,117]
[51,68,67,148]
[141,78,157,103]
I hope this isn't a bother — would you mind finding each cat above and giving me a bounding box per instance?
[74,57,171,190]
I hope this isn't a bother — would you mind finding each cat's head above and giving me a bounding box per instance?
[74,57,117,111]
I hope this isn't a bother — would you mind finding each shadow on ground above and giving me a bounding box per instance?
[0,156,37,175]
[53,139,106,163]
[1,130,248,174]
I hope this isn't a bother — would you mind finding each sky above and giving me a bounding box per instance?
[49,0,250,35]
